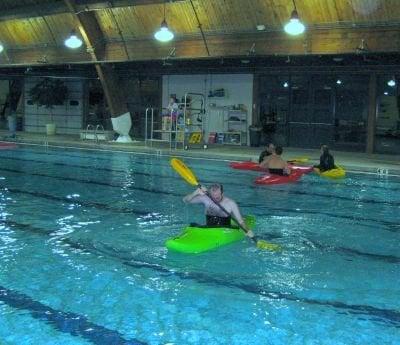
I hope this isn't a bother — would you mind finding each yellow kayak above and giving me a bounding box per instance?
[315,165,346,179]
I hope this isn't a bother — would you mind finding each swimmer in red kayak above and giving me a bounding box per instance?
[260,146,291,176]
[258,143,276,163]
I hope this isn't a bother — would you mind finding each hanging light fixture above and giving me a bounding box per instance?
[64,30,83,49]
[387,78,396,87]
[154,1,174,42]
[284,0,305,36]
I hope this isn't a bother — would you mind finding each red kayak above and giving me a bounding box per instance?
[0,142,18,150]
[229,161,313,174]
[229,161,265,172]
[255,170,303,185]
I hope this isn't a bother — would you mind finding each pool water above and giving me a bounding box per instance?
[0,145,399,345]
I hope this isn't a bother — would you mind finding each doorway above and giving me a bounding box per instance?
[288,76,334,148]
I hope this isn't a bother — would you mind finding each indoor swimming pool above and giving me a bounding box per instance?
[0,144,399,344]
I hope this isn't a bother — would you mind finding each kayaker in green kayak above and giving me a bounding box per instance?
[183,183,255,238]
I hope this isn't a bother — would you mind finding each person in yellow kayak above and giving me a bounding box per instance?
[314,144,335,172]
[183,183,255,238]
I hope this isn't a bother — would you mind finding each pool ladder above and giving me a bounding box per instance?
[95,124,105,144]
[82,124,105,144]
[377,167,389,176]
[82,124,95,141]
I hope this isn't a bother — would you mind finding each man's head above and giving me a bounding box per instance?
[209,183,223,202]
[275,146,283,155]
[267,143,276,153]
[321,144,329,155]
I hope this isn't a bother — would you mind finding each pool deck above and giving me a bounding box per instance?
[1,130,399,175]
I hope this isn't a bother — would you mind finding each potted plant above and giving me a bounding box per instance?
[29,78,68,135]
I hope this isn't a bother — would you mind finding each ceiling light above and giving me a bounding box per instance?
[64,30,83,49]
[154,2,174,42]
[336,79,342,85]
[284,1,305,36]
[283,82,289,88]
[384,91,388,95]
[0,44,3,53]
[154,20,174,42]
[387,78,396,87]
[256,24,266,31]
[284,11,305,35]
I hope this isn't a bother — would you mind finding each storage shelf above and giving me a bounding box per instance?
[146,92,207,150]
[224,109,247,145]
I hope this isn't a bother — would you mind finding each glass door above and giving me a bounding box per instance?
[288,76,311,147]
[310,76,335,148]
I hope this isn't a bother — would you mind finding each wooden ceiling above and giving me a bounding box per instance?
[0,0,400,67]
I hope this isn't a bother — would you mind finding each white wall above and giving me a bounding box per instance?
[162,74,254,143]
[24,78,84,134]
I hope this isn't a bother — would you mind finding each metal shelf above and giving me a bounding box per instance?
[226,109,247,145]
[145,92,207,150]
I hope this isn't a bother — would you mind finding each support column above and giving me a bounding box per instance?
[252,74,260,126]
[95,64,128,116]
[64,0,132,141]
[366,73,377,154]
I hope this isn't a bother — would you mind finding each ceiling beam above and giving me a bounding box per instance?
[2,27,400,67]
[64,0,129,116]
[103,27,400,61]
[0,0,184,22]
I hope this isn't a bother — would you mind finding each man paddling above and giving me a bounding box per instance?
[183,183,255,238]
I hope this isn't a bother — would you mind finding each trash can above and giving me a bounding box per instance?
[249,126,262,147]
[7,116,16,137]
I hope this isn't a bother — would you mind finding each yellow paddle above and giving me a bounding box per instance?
[171,158,281,251]
[288,156,309,164]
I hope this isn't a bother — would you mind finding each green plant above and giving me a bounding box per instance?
[29,78,68,121]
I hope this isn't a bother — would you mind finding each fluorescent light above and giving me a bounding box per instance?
[154,20,174,42]
[64,32,83,49]
[284,10,305,35]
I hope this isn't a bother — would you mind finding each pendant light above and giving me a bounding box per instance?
[387,77,396,87]
[154,2,174,42]
[64,30,83,49]
[284,0,305,36]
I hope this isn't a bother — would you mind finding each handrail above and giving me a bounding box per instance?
[95,124,105,144]
[82,124,95,140]
[145,107,151,146]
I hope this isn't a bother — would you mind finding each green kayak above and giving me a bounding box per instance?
[166,215,256,254]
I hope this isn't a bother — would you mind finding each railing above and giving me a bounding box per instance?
[82,124,95,141]
[377,168,389,176]
[95,124,105,144]
[44,137,49,151]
